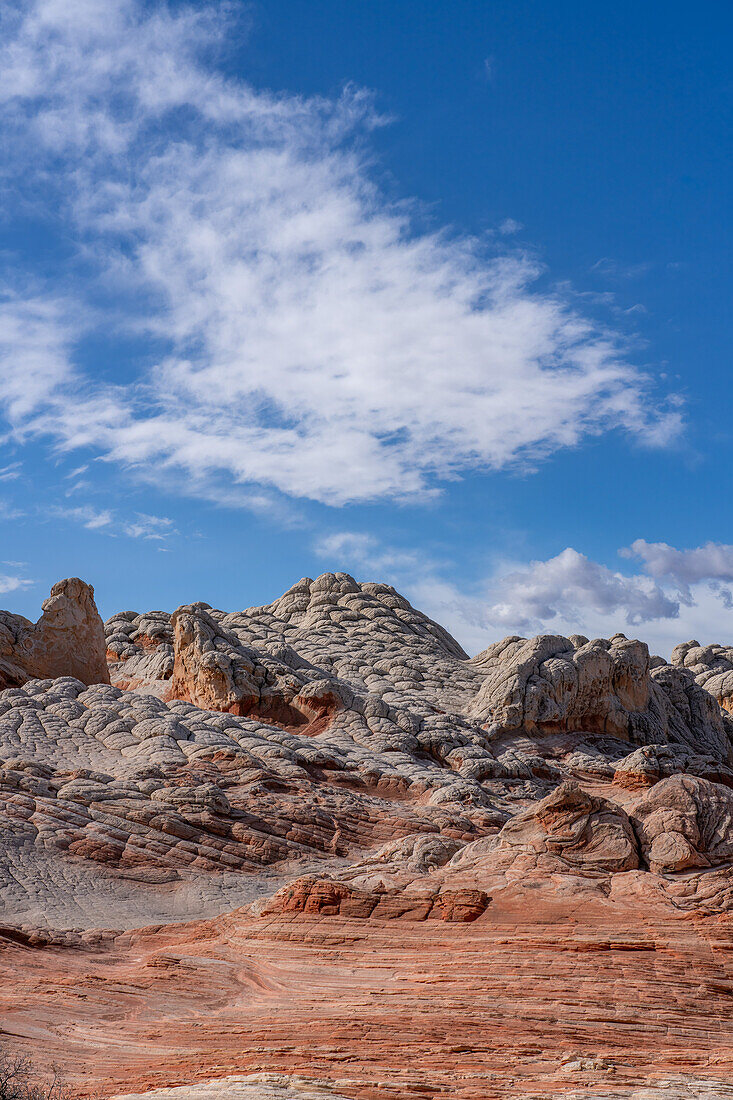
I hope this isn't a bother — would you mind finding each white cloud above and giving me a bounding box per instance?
[411,566,733,662]
[51,505,114,531]
[49,504,175,539]
[0,296,76,424]
[315,531,421,573]
[121,513,176,540]
[591,258,653,280]
[0,499,26,521]
[0,573,33,595]
[406,548,683,657]
[0,0,681,508]
[475,547,679,629]
[317,532,733,660]
[623,539,733,595]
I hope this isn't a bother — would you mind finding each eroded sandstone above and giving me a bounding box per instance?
[0,578,109,689]
[672,639,733,715]
[1,572,733,1098]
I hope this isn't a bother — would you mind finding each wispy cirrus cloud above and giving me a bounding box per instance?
[314,531,422,573]
[0,499,25,521]
[0,573,33,595]
[0,0,681,509]
[0,296,77,425]
[591,258,654,280]
[49,504,175,540]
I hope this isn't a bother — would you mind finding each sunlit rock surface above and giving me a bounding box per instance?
[3,572,733,1098]
[0,577,109,689]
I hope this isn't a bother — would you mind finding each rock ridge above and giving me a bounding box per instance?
[1,573,733,1097]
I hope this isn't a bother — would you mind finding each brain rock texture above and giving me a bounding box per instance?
[3,573,733,1099]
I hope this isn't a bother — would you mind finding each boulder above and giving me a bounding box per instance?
[632,775,733,873]
[495,781,640,873]
[671,640,733,714]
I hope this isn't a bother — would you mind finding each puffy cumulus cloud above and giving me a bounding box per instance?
[317,533,733,660]
[0,0,681,507]
[477,548,679,629]
[623,539,733,594]
[407,548,681,656]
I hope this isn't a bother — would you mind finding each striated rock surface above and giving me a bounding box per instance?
[3,572,733,1097]
[672,639,733,715]
[0,577,109,689]
[489,781,641,874]
[4,886,733,1099]
[467,631,733,760]
[112,1078,353,1100]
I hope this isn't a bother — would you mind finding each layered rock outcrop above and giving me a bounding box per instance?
[3,572,733,1098]
[672,639,733,714]
[0,578,108,689]
[467,631,733,760]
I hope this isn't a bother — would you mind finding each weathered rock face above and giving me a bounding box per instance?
[169,605,343,732]
[0,578,109,689]
[612,741,733,788]
[492,781,641,874]
[105,610,174,693]
[467,631,733,761]
[3,573,733,1098]
[672,639,733,714]
[0,576,709,933]
[633,774,733,873]
[260,875,490,922]
[0,671,502,930]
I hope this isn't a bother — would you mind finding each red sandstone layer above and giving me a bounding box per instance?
[3,884,733,1099]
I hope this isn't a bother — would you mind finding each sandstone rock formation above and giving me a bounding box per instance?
[105,610,174,693]
[672,639,733,714]
[467,631,733,760]
[633,773,733,872]
[3,572,733,1098]
[490,781,641,874]
[0,577,109,689]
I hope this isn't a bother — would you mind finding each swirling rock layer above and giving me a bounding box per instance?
[2,573,733,1098]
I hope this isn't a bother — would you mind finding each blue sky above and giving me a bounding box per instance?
[0,0,731,656]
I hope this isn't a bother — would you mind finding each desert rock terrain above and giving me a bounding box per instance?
[3,575,733,1098]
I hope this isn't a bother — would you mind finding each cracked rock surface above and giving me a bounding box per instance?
[672,639,733,715]
[3,572,733,1098]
